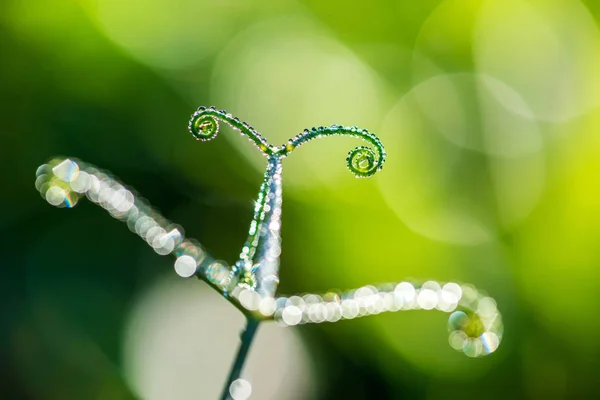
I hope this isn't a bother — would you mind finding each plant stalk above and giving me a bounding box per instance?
[220,317,260,400]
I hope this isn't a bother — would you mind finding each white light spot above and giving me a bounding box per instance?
[477,297,498,319]
[303,294,322,305]
[98,186,115,207]
[45,186,66,206]
[461,284,478,304]
[229,378,252,400]
[480,332,500,354]
[259,296,276,316]
[70,171,91,193]
[239,289,260,311]
[145,226,164,245]
[417,289,438,310]
[282,306,302,326]
[52,159,79,182]
[463,337,483,358]
[307,304,326,323]
[394,282,416,309]
[442,283,462,300]
[341,299,359,319]
[286,296,305,311]
[421,281,441,292]
[448,330,468,351]
[325,303,341,322]
[152,233,175,256]
[35,174,48,192]
[268,221,280,231]
[174,255,197,278]
[86,175,101,198]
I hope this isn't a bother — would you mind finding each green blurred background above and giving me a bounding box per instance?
[2,0,600,398]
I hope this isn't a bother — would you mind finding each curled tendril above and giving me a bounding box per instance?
[261,281,503,358]
[188,106,272,155]
[280,125,386,178]
[347,146,377,177]
[189,106,386,178]
[189,115,219,141]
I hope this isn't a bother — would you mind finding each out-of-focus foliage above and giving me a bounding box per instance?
[1,0,600,398]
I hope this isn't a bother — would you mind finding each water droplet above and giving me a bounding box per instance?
[448,311,485,337]
[206,261,231,289]
[174,255,197,278]
[229,379,252,400]
[190,115,218,141]
[282,305,302,326]
[52,159,79,183]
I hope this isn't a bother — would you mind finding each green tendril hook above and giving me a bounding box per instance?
[188,106,386,178]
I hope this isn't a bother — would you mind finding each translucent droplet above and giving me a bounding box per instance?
[341,299,359,319]
[229,378,252,400]
[45,185,78,208]
[190,115,218,141]
[480,331,500,354]
[34,174,48,192]
[174,255,197,278]
[286,296,306,311]
[70,171,91,193]
[477,297,498,319]
[259,296,276,316]
[152,232,176,256]
[239,289,260,311]
[448,311,485,338]
[349,148,375,174]
[174,240,205,263]
[449,330,468,350]
[463,337,483,358]
[442,283,462,300]
[395,282,416,309]
[45,186,66,206]
[206,261,231,289]
[282,305,302,326]
[417,288,438,310]
[52,159,79,183]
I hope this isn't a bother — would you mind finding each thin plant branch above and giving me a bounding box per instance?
[36,106,504,398]
[220,317,260,400]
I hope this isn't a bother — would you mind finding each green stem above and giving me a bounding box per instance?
[220,317,260,400]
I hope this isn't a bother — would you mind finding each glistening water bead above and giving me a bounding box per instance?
[190,115,219,141]
[37,106,503,398]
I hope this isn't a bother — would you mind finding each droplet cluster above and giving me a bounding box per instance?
[237,156,284,298]
[230,280,502,357]
[36,158,201,261]
[188,106,271,154]
[188,106,386,178]
[281,125,386,178]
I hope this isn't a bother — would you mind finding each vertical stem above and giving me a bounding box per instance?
[220,317,260,400]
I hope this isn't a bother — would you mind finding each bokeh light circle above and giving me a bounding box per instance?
[123,277,317,399]
[378,73,545,244]
[89,0,249,70]
[474,0,600,122]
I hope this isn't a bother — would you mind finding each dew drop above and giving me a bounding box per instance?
[190,115,218,141]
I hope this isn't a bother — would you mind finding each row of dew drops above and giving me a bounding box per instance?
[36,158,503,358]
